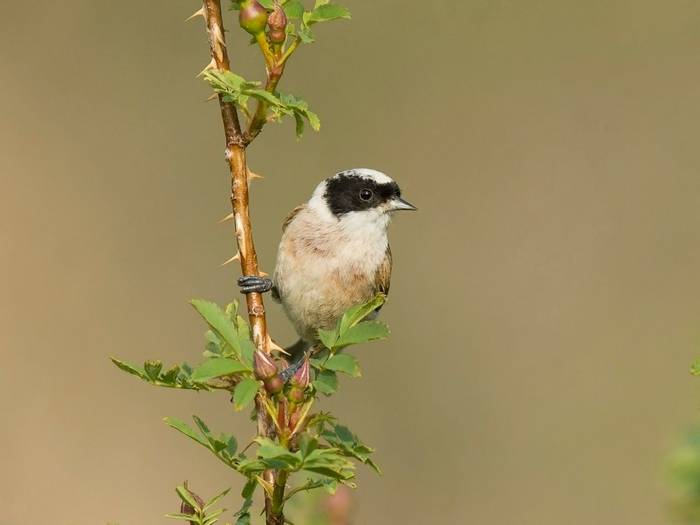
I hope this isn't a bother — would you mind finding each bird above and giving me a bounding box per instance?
[238,168,416,367]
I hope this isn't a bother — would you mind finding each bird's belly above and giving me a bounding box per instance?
[274,242,379,341]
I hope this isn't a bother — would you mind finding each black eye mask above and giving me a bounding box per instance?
[324,173,400,217]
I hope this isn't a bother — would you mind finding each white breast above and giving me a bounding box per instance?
[273,204,390,341]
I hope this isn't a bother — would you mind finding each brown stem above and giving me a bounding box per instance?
[201,0,268,349]
[269,470,289,524]
[200,2,281,523]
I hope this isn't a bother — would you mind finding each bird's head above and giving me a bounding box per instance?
[309,169,416,227]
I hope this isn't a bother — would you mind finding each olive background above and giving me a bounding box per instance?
[3,1,700,523]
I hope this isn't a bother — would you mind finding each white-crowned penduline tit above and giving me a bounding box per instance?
[237,168,416,377]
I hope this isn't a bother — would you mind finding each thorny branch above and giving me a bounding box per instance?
[199,1,280,523]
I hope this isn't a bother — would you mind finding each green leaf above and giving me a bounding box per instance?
[306,412,337,434]
[111,357,148,380]
[318,328,338,350]
[176,485,202,512]
[256,437,302,469]
[305,108,321,131]
[203,509,225,525]
[242,477,257,499]
[191,300,245,359]
[246,88,282,106]
[161,364,181,384]
[192,414,211,435]
[163,417,210,449]
[322,422,381,475]
[338,294,386,335]
[144,360,163,381]
[204,329,223,357]
[191,358,248,382]
[293,112,304,139]
[236,457,268,475]
[224,434,238,457]
[324,354,361,377]
[313,370,338,395]
[235,313,251,340]
[203,487,231,513]
[307,3,351,24]
[240,340,256,370]
[298,25,315,43]
[234,479,255,525]
[335,321,389,347]
[258,0,275,7]
[299,434,319,458]
[283,0,304,19]
[334,425,354,443]
[235,512,251,525]
[165,513,199,521]
[301,448,355,480]
[691,360,700,376]
[232,378,259,411]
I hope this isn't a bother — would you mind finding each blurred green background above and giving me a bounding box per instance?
[3,1,700,523]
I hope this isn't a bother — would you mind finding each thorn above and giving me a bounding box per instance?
[218,212,234,224]
[254,474,274,497]
[259,270,269,277]
[267,334,289,355]
[205,93,217,102]
[185,6,205,22]
[247,169,264,180]
[211,24,226,47]
[221,252,241,266]
[197,57,217,77]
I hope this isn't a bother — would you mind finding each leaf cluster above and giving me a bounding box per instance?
[312,294,390,395]
[112,300,262,411]
[202,70,319,138]
[168,484,230,525]
[112,294,387,522]
[217,0,350,139]
[278,0,351,45]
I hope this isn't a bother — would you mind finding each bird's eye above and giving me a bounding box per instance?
[359,189,373,201]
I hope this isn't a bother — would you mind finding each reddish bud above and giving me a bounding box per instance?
[180,482,204,524]
[239,0,268,35]
[287,387,305,404]
[264,374,284,395]
[286,355,310,404]
[288,407,302,430]
[254,349,278,380]
[291,355,310,389]
[267,3,287,44]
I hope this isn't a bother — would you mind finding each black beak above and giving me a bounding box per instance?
[390,197,418,211]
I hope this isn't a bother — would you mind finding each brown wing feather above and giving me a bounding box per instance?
[282,204,306,232]
[273,204,306,302]
[373,245,392,296]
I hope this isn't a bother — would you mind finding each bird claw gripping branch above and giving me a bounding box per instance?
[238,275,274,294]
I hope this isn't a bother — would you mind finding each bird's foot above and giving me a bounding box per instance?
[279,351,310,382]
[237,275,273,294]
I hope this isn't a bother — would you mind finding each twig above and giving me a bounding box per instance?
[199,2,279,523]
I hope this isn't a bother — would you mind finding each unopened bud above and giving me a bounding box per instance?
[287,355,310,404]
[287,387,305,404]
[291,355,310,389]
[254,349,278,380]
[239,0,268,35]
[264,374,284,395]
[289,407,302,430]
[267,3,287,44]
[180,482,204,524]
